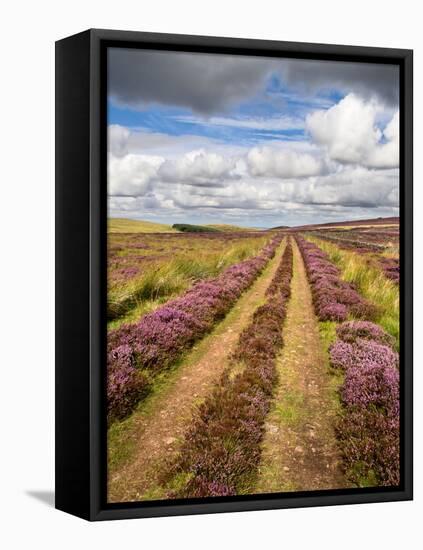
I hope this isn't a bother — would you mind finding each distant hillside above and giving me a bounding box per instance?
[281,216,399,231]
[108,218,177,233]
[108,218,262,234]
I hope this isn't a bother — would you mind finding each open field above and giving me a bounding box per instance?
[108,230,270,326]
[107,220,400,502]
[109,218,258,234]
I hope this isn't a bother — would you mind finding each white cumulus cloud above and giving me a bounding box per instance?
[108,153,163,196]
[366,110,399,168]
[306,94,399,169]
[157,149,239,186]
[108,124,131,157]
[174,115,304,132]
[247,146,324,178]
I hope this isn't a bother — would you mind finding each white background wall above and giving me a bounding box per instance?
[1,1,420,548]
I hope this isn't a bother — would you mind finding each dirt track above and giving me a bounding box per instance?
[254,239,346,493]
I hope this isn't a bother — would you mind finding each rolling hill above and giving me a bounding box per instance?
[108,218,177,233]
[108,218,260,233]
[271,217,399,231]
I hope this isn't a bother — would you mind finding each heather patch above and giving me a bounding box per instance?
[329,338,398,372]
[296,236,374,322]
[336,408,400,487]
[336,320,396,347]
[329,320,400,486]
[379,257,400,284]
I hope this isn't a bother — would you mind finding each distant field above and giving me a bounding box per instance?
[284,216,399,231]
[108,218,259,234]
[206,224,258,232]
[108,218,176,233]
[322,224,398,230]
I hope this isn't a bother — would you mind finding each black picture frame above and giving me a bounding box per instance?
[55,28,413,521]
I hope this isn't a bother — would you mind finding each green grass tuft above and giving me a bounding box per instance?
[319,320,338,351]
[274,390,305,425]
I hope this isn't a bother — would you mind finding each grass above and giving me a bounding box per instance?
[319,320,338,350]
[108,257,207,324]
[108,236,269,327]
[318,320,344,400]
[273,390,305,425]
[309,236,400,348]
[317,319,345,417]
[348,463,378,488]
[108,218,176,233]
[108,266,186,324]
[381,247,399,258]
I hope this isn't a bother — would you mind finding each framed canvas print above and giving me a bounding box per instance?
[55,29,413,521]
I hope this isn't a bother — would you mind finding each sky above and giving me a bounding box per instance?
[107,48,399,228]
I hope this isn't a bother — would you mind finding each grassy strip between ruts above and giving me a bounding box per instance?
[160,240,294,498]
[307,236,399,347]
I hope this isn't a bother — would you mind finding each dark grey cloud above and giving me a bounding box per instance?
[164,179,225,189]
[282,59,399,106]
[108,48,399,115]
[108,48,273,115]
[299,199,380,208]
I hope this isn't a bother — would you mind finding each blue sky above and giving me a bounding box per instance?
[107,49,399,227]
[108,74,339,145]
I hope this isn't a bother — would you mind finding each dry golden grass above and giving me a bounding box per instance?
[108,218,177,233]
